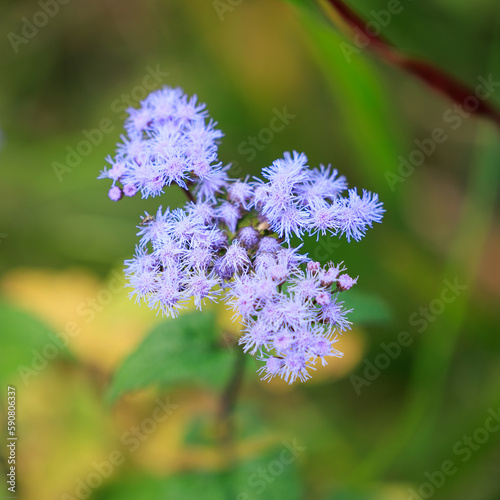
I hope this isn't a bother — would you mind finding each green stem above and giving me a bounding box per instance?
[217,349,246,458]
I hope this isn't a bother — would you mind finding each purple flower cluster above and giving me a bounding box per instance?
[252,152,383,242]
[227,255,355,383]
[98,86,226,201]
[100,86,385,384]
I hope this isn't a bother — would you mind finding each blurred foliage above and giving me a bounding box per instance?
[107,312,235,404]
[1,0,500,499]
[92,447,305,500]
[0,300,71,382]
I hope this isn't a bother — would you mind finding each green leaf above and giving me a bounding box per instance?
[326,487,377,500]
[91,473,228,500]
[91,446,304,500]
[0,300,71,384]
[229,447,304,500]
[183,415,212,446]
[342,290,393,325]
[106,311,234,404]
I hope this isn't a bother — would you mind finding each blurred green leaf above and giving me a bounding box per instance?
[287,0,404,192]
[106,311,234,404]
[183,414,216,446]
[230,447,305,500]
[342,290,393,325]
[91,446,304,500]
[0,300,72,383]
[326,488,377,500]
[183,401,269,447]
[327,492,364,500]
[91,473,228,500]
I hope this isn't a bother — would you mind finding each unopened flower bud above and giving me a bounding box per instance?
[315,291,331,306]
[307,261,320,273]
[237,227,260,249]
[320,267,340,287]
[108,185,123,201]
[337,274,358,291]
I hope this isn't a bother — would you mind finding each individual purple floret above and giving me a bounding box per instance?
[334,188,385,242]
[236,227,260,249]
[185,270,221,310]
[296,164,347,205]
[217,201,241,233]
[257,236,281,254]
[99,86,385,384]
[228,178,254,209]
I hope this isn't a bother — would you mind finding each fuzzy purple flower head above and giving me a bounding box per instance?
[99,86,384,384]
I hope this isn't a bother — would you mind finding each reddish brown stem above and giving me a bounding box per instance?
[323,0,500,127]
[181,186,196,203]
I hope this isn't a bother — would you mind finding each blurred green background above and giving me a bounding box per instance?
[1,0,500,499]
